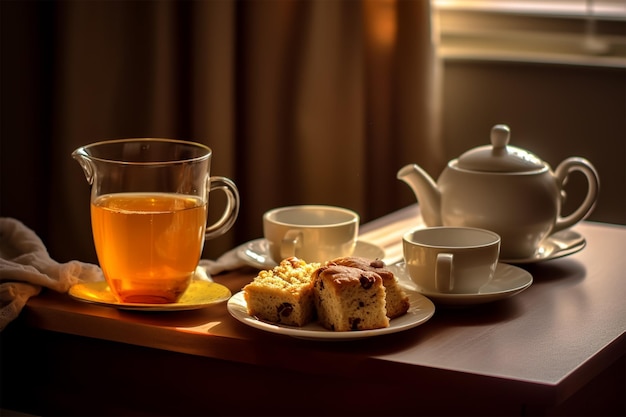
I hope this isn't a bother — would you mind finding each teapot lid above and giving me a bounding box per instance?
[456,124,544,172]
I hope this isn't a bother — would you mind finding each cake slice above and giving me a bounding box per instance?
[312,265,389,331]
[243,257,321,326]
[329,256,410,319]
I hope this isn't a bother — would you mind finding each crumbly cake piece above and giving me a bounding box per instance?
[329,256,410,319]
[312,265,389,331]
[243,257,321,327]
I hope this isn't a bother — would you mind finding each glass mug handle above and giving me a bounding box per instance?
[435,253,454,293]
[204,176,240,240]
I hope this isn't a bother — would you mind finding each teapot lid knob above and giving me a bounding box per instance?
[456,124,544,172]
[491,124,510,150]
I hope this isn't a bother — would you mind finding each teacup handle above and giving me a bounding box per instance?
[435,253,454,293]
[280,230,302,259]
[204,176,240,240]
[553,157,600,234]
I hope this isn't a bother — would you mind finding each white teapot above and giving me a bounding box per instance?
[397,124,600,259]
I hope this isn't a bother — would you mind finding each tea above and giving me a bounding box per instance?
[91,192,207,303]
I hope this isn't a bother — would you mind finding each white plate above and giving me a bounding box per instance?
[500,229,586,264]
[68,279,232,311]
[227,288,435,341]
[388,262,533,306]
[236,238,386,270]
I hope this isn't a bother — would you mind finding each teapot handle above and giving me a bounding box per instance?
[553,157,600,234]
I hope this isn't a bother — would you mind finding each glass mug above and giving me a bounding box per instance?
[73,138,240,304]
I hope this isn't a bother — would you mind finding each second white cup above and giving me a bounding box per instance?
[263,205,359,263]
[403,226,501,294]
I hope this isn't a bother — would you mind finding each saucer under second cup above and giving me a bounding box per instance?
[389,262,533,306]
[236,238,386,270]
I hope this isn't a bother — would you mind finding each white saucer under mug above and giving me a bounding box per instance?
[388,262,533,306]
[236,238,386,270]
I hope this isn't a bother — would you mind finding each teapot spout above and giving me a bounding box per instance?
[397,163,442,226]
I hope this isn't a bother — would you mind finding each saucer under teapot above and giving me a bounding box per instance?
[397,124,599,259]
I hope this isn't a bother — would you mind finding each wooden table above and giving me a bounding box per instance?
[1,205,624,416]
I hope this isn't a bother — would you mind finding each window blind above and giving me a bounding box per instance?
[434,0,626,19]
[433,0,626,67]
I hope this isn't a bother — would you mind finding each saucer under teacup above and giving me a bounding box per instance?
[236,238,386,270]
[388,262,533,306]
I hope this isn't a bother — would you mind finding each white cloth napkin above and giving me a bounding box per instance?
[199,247,248,276]
[0,217,104,331]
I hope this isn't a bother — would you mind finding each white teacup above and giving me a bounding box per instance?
[403,226,501,294]
[263,205,359,263]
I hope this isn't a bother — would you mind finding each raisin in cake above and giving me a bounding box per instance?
[312,264,389,331]
[243,257,320,327]
[329,256,410,319]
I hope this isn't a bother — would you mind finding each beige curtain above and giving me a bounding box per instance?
[1,0,443,264]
